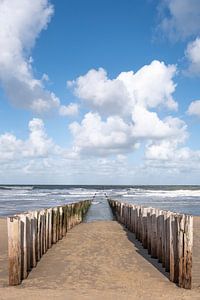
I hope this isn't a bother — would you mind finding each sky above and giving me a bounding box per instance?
[0,0,200,185]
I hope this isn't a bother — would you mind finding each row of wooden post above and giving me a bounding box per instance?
[7,200,91,286]
[108,199,193,289]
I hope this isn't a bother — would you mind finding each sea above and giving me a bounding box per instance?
[0,185,200,217]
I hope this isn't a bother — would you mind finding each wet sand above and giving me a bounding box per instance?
[0,218,199,299]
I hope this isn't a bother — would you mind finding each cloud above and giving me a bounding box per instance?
[144,138,200,175]
[0,118,59,162]
[158,0,200,40]
[0,133,23,162]
[0,118,137,183]
[18,155,134,184]
[0,0,65,113]
[0,116,195,184]
[68,60,178,116]
[59,103,79,116]
[67,68,130,116]
[145,140,190,161]
[131,106,187,141]
[66,60,186,158]
[185,37,200,74]
[24,118,56,157]
[187,100,200,116]
[68,107,187,157]
[69,112,139,156]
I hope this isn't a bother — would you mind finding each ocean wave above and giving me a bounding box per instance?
[123,189,200,198]
[0,185,33,191]
[1,185,200,217]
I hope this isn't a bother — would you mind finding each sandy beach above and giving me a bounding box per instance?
[0,218,199,299]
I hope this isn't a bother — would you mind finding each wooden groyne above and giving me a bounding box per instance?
[7,200,91,286]
[108,199,193,289]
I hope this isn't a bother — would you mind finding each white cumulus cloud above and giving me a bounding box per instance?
[0,0,65,114]
[185,37,200,74]
[144,138,200,176]
[69,112,139,156]
[158,0,200,40]
[68,60,178,116]
[131,106,187,141]
[68,107,187,157]
[0,118,59,162]
[0,133,23,162]
[59,103,79,116]
[187,100,200,116]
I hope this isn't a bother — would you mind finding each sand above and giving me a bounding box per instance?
[0,218,199,300]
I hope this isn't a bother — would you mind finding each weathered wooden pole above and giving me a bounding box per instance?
[26,214,31,272]
[62,206,67,237]
[37,211,41,261]
[147,209,152,255]
[157,211,164,263]
[59,206,63,240]
[150,209,157,258]
[142,207,148,249]
[48,208,52,248]
[52,207,57,244]
[7,216,22,285]
[20,214,27,280]
[165,211,171,272]
[169,213,176,282]
[182,215,193,289]
[30,211,37,268]
[177,214,185,287]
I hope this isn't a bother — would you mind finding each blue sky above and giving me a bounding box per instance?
[0,0,200,184]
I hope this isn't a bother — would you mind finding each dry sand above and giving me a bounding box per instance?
[0,218,199,300]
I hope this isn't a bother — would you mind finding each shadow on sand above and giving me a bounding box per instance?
[120,223,170,280]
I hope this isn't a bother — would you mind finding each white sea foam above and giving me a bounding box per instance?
[123,189,200,198]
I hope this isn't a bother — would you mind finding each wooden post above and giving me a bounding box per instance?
[142,207,148,249]
[173,214,180,283]
[30,212,37,268]
[7,216,22,285]
[177,214,185,287]
[37,211,41,261]
[59,206,63,240]
[40,210,46,256]
[169,213,174,280]
[147,209,152,255]
[67,205,70,230]
[157,211,164,263]
[71,204,74,228]
[151,209,157,258]
[52,207,57,244]
[182,215,193,289]
[138,206,141,241]
[47,208,52,248]
[162,211,167,268]
[62,206,67,237]
[130,206,133,232]
[135,206,139,240]
[20,214,27,280]
[45,209,49,251]
[39,212,43,257]
[26,214,31,272]
[43,210,47,253]
[56,207,59,241]
[165,211,171,272]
